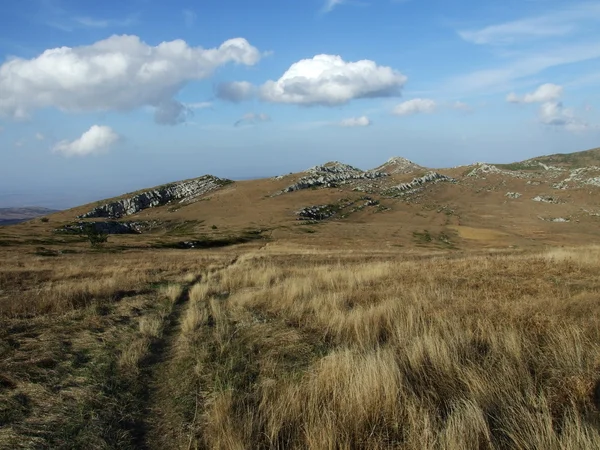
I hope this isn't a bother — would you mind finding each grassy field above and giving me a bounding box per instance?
[1,243,600,449]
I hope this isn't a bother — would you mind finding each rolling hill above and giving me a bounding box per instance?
[2,146,600,251]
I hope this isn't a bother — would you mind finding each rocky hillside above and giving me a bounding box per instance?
[374,156,425,174]
[79,175,232,219]
[6,146,600,250]
[276,162,388,194]
[516,147,600,169]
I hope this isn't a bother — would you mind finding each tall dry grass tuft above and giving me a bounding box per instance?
[159,283,183,304]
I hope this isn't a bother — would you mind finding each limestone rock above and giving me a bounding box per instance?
[79,175,230,219]
[390,172,455,195]
[280,162,388,194]
[373,156,424,174]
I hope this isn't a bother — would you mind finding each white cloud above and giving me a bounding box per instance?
[14,140,24,148]
[186,102,212,109]
[234,112,270,127]
[35,132,45,140]
[260,54,406,106]
[539,102,588,132]
[339,116,371,127]
[216,81,256,102]
[183,9,197,27]
[507,83,589,132]
[73,16,137,28]
[322,0,345,13]
[52,125,120,156]
[392,98,436,116]
[446,42,600,94]
[0,35,262,123]
[459,3,600,45]
[507,83,563,103]
[459,19,573,45]
[452,101,471,112]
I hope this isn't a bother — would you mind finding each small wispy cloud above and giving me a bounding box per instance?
[37,1,137,31]
[339,116,371,127]
[234,113,271,127]
[183,9,197,27]
[14,139,24,148]
[507,83,563,104]
[186,102,213,110]
[452,101,472,112]
[322,0,345,13]
[392,98,436,116]
[73,16,137,28]
[459,3,600,45]
[52,125,120,157]
[446,42,600,95]
[35,132,45,141]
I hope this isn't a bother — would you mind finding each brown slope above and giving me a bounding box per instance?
[5,148,600,252]
[497,146,600,170]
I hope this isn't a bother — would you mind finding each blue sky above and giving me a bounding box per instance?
[0,0,599,208]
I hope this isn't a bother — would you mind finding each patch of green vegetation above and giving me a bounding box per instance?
[155,229,266,250]
[0,392,32,426]
[34,247,61,257]
[81,224,109,248]
[165,220,203,236]
[215,178,234,187]
[412,229,458,249]
[413,230,433,244]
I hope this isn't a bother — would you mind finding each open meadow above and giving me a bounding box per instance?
[1,241,600,449]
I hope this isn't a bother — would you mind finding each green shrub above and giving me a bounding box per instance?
[81,224,109,248]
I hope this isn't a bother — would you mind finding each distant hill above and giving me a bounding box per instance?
[0,207,59,226]
[5,145,600,250]
[496,147,600,170]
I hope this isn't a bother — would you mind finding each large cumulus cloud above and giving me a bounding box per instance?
[259,54,406,106]
[0,35,262,123]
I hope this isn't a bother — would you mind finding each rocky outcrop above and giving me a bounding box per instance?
[296,205,339,221]
[539,217,570,223]
[280,162,388,194]
[467,163,533,179]
[532,195,559,204]
[553,167,600,190]
[79,175,230,219]
[390,172,455,195]
[505,192,522,199]
[374,156,424,174]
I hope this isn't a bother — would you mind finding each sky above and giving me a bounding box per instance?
[0,0,599,208]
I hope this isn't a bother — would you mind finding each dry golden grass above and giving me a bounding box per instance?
[168,246,600,449]
[0,250,209,317]
[3,244,600,449]
[159,283,184,304]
